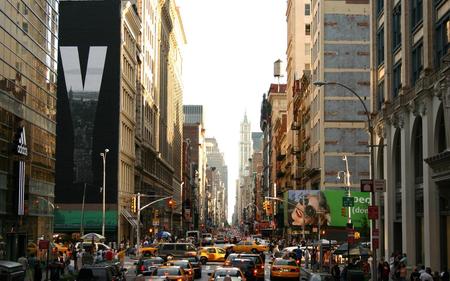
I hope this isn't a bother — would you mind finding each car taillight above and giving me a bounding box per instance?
[272,266,280,271]
[296,259,300,264]
[140,265,145,271]
[291,268,300,272]
[253,269,257,276]
[261,265,264,269]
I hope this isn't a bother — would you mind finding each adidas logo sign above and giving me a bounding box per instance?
[15,127,28,156]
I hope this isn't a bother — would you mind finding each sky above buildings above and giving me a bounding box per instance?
[177,0,287,223]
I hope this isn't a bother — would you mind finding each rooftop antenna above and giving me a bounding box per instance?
[274,59,284,93]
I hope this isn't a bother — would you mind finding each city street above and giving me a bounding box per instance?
[123,255,274,281]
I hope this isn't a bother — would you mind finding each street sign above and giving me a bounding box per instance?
[360,179,373,192]
[368,205,379,220]
[372,238,379,249]
[347,229,355,244]
[342,196,354,207]
[152,219,160,226]
[38,240,50,250]
[374,179,386,192]
[372,228,379,238]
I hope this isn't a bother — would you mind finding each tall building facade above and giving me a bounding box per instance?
[54,0,186,241]
[0,0,59,260]
[155,0,186,235]
[259,84,287,234]
[55,0,140,241]
[205,137,228,227]
[308,0,370,191]
[183,105,204,125]
[183,105,207,229]
[370,0,450,270]
[285,0,312,191]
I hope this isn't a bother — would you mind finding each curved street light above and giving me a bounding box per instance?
[313,80,377,281]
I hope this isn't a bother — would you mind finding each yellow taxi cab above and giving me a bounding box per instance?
[231,241,268,254]
[270,258,300,280]
[139,243,159,256]
[165,260,195,281]
[151,265,189,281]
[208,267,246,281]
[28,242,68,256]
[198,247,226,264]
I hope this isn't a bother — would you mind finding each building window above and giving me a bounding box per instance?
[305,43,311,56]
[435,15,450,67]
[305,63,310,70]
[412,42,423,85]
[377,26,384,66]
[392,4,402,51]
[411,0,423,30]
[376,0,384,16]
[305,3,311,16]
[377,80,384,111]
[393,62,402,99]
[305,24,311,36]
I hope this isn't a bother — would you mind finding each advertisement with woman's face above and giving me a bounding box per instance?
[288,190,331,227]
[286,190,370,228]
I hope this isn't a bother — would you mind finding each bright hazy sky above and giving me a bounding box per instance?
[177,0,287,223]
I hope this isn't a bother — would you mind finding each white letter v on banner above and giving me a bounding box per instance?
[60,46,107,93]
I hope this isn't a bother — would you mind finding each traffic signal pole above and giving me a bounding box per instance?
[135,194,173,255]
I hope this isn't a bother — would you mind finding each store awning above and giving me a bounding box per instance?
[54,210,117,231]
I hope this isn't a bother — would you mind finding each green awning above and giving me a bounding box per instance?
[54,210,117,231]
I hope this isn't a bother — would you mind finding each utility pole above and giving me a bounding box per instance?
[80,183,86,235]
[136,193,141,255]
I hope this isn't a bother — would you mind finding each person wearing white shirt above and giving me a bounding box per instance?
[420,267,433,281]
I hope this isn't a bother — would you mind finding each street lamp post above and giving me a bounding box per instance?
[100,148,109,237]
[313,81,377,281]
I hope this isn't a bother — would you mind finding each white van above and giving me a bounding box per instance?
[186,231,200,244]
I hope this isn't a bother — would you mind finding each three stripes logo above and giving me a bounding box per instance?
[14,127,28,156]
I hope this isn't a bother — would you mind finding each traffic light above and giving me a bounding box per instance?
[167,198,175,209]
[354,231,361,240]
[131,196,137,213]
[341,207,347,217]
[266,203,273,216]
[263,201,269,211]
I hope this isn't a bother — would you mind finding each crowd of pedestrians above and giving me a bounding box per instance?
[15,241,128,281]
[377,253,450,281]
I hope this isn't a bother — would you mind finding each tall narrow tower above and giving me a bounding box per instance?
[239,113,253,178]
[235,113,253,224]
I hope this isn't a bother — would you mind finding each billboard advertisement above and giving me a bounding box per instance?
[285,190,370,228]
[56,0,121,204]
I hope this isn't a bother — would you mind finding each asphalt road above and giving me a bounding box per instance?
[123,254,274,281]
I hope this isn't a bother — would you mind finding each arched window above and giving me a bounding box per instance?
[436,104,447,153]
